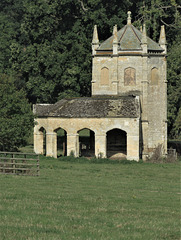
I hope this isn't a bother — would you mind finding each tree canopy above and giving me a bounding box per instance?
[0,0,180,138]
[0,74,34,151]
[167,34,181,137]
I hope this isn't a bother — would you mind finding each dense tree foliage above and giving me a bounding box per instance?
[0,0,180,138]
[134,0,181,41]
[9,0,131,103]
[167,34,181,137]
[0,74,34,151]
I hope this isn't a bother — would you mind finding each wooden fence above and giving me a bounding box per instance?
[0,152,39,176]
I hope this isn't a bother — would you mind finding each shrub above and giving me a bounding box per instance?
[148,144,178,163]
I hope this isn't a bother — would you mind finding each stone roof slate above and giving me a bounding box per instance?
[98,24,163,52]
[34,96,140,118]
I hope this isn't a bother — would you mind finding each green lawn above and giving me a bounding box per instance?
[0,156,180,240]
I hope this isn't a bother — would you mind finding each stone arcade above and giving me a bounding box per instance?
[33,12,167,161]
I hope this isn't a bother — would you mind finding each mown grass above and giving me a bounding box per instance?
[0,155,180,240]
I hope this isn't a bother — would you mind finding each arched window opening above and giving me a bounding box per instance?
[55,128,67,157]
[78,128,95,157]
[39,127,46,155]
[124,67,136,86]
[107,129,127,159]
[151,67,159,85]
[100,67,109,85]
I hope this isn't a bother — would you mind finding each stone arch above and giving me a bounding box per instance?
[124,67,136,86]
[100,67,109,85]
[106,128,127,159]
[151,67,159,85]
[77,128,95,157]
[54,127,67,157]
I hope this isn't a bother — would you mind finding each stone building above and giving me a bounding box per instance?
[33,12,167,161]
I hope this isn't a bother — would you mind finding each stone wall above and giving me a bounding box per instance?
[34,117,140,161]
[91,52,167,158]
[147,56,167,154]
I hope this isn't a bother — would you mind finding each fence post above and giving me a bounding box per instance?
[3,153,6,173]
[12,154,15,174]
[3,153,7,173]
[37,155,40,176]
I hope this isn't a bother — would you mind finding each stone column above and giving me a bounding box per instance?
[163,56,167,155]
[95,134,107,158]
[141,54,149,159]
[127,135,139,161]
[67,134,79,157]
[90,131,95,150]
[111,50,118,95]
[34,132,44,155]
[46,132,57,158]
[141,120,149,160]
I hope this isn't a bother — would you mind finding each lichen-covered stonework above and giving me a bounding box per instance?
[34,12,167,161]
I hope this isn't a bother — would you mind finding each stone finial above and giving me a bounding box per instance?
[92,25,99,44]
[141,24,148,53]
[159,25,167,53]
[140,26,143,32]
[113,25,118,54]
[113,25,118,42]
[127,11,131,25]
[159,25,166,45]
[141,24,147,43]
[92,25,99,55]
[143,24,147,38]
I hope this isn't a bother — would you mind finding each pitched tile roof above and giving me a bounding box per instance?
[34,96,140,118]
[98,24,163,52]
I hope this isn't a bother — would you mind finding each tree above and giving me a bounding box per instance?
[167,35,181,138]
[134,0,181,42]
[10,0,132,103]
[0,0,24,73]
[0,74,34,151]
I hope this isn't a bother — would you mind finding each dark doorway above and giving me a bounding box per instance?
[55,128,67,157]
[107,129,127,159]
[78,128,95,157]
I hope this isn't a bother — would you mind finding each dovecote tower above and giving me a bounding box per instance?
[34,11,167,161]
[91,11,167,159]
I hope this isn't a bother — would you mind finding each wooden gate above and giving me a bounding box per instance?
[0,152,39,176]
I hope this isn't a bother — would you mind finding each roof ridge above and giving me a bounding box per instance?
[131,25,141,42]
[119,25,127,42]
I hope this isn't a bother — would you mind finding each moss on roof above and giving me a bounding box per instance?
[34,96,140,118]
[98,24,163,52]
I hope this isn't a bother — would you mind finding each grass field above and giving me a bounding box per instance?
[0,156,180,240]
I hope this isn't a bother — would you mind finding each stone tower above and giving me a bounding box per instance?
[91,11,167,159]
[33,11,167,161]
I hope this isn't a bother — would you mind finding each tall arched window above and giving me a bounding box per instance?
[101,67,109,85]
[124,67,136,86]
[151,67,159,85]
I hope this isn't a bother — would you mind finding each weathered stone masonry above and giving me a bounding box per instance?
[34,12,167,161]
